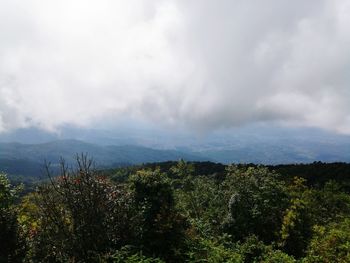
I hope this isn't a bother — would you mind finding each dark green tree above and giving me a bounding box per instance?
[130,169,187,261]
[0,173,24,262]
[224,166,289,243]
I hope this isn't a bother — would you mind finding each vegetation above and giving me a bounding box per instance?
[1,157,350,262]
[0,173,24,262]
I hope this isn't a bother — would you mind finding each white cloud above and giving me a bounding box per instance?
[0,0,350,133]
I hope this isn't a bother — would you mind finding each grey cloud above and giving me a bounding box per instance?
[0,0,350,133]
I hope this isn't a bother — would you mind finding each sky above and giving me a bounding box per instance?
[1,0,350,135]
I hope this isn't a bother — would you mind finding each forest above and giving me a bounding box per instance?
[1,157,350,262]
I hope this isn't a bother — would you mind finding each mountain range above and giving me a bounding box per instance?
[1,124,350,178]
[0,140,206,178]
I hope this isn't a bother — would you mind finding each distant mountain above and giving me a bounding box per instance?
[1,124,350,177]
[198,142,350,165]
[0,140,207,178]
[194,128,350,164]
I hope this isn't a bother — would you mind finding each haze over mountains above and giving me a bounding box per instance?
[1,124,350,178]
[0,139,206,178]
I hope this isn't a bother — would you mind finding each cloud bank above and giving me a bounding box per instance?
[0,0,350,133]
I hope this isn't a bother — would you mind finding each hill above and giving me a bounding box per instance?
[0,140,207,178]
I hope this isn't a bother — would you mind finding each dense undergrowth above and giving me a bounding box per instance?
[1,156,350,262]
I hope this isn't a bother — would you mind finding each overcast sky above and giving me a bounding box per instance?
[1,0,350,134]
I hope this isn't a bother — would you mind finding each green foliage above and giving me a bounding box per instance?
[306,180,350,225]
[186,236,242,263]
[234,235,295,263]
[279,177,350,258]
[0,173,24,262]
[111,253,164,263]
[224,166,289,242]
[272,162,350,188]
[26,156,136,262]
[279,177,313,257]
[179,176,228,237]
[170,159,195,177]
[130,168,187,261]
[2,160,350,262]
[185,235,295,263]
[260,250,296,263]
[235,235,269,263]
[0,173,20,206]
[107,246,165,263]
[303,219,350,263]
[17,193,41,262]
[172,160,228,237]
